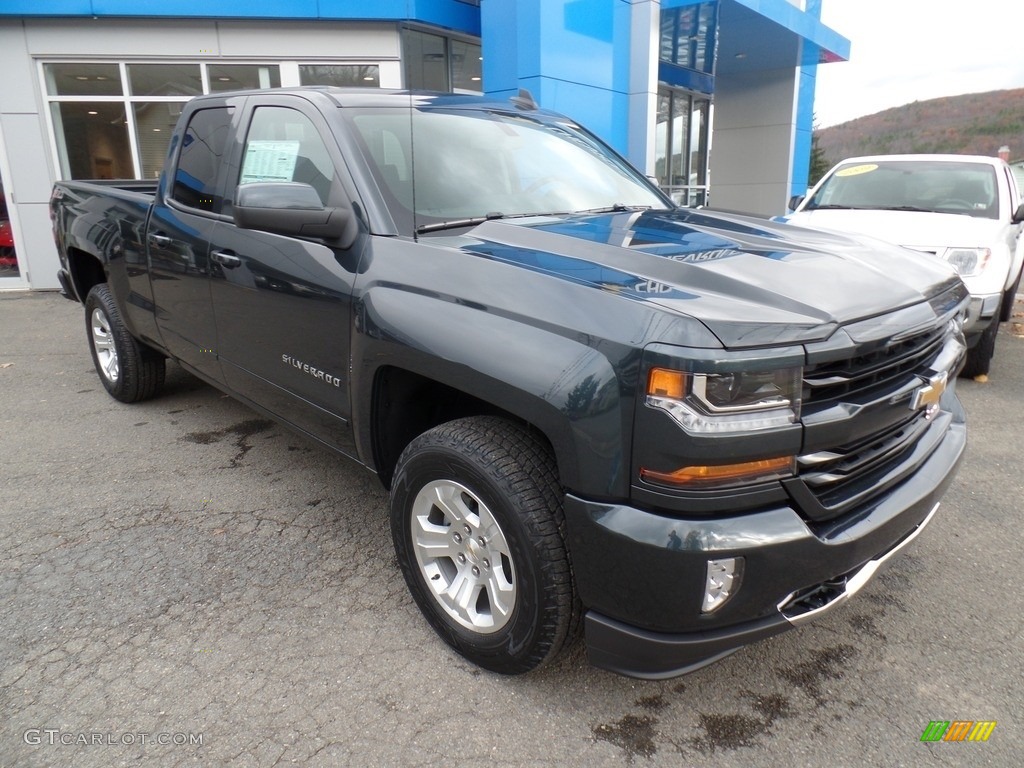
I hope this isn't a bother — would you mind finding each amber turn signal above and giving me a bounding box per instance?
[640,456,794,488]
[647,367,686,399]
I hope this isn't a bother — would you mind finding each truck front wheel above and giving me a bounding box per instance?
[390,416,580,674]
[961,310,999,379]
[85,283,165,403]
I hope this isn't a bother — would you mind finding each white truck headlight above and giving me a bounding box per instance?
[942,247,990,277]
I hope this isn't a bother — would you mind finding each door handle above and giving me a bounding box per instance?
[148,233,171,248]
[211,250,242,268]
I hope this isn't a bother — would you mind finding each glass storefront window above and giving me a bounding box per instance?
[689,99,709,196]
[655,87,710,206]
[44,63,123,96]
[404,29,448,91]
[659,3,717,74]
[128,63,202,97]
[50,102,133,180]
[299,65,380,87]
[43,59,385,185]
[402,29,481,92]
[0,175,17,278]
[450,40,482,91]
[655,93,669,186]
[208,64,281,91]
[133,102,185,179]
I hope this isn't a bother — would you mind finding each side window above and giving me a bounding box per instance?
[239,106,336,205]
[171,107,233,213]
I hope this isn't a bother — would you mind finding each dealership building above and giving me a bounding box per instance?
[0,0,848,291]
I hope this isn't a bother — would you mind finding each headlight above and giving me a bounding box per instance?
[646,366,802,434]
[942,247,990,277]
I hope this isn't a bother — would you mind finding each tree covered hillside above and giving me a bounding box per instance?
[816,88,1024,166]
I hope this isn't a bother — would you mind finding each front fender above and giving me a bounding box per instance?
[352,284,635,498]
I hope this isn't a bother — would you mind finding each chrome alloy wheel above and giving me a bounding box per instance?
[410,479,517,633]
[90,307,119,383]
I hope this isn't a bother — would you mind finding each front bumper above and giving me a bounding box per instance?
[565,418,966,680]
[964,292,1001,341]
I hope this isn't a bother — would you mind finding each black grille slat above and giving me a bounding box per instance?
[793,310,960,522]
[803,325,945,407]
[800,413,927,501]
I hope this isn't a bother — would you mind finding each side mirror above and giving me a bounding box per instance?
[788,195,805,212]
[233,182,357,247]
[1012,201,1024,225]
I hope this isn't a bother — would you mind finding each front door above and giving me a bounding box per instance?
[209,100,361,456]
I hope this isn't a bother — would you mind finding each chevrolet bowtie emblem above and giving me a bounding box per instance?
[911,371,948,417]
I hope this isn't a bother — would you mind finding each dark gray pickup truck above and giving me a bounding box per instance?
[51,87,969,679]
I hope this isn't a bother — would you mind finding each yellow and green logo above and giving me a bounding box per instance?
[920,721,997,742]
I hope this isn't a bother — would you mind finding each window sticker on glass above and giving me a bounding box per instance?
[835,164,878,178]
[241,140,300,183]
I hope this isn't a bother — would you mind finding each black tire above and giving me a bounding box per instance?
[85,283,166,403]
[390,416,581,675]
[1000,267,1022,322]
[961,311,999,379]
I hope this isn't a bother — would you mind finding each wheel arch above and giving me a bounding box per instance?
[65,246,107,304]
[368,363,572,491]
[354,289,634,498]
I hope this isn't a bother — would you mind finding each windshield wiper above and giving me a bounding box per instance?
[575,203,653,214]
[866,205,935,213]
[416,212,505,234]
[415,204,656,233]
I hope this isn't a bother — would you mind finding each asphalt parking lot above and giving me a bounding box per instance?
[2,290,1022,767]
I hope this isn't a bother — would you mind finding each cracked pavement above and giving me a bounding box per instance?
[2,291,1022,766]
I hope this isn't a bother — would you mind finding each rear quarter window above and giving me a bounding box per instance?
[170,107,234,214]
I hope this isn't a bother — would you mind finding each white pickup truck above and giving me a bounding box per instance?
[786,154,1024,377]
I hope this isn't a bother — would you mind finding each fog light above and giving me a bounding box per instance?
[703,557,743,613]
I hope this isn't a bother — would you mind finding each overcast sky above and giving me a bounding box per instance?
[814,0,1024,127]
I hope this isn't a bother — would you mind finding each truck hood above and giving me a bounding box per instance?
[458,208,962,348]
[785,208,1003,250]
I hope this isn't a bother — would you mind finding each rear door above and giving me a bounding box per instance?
[208,96,362,456]
[148,101,236,381]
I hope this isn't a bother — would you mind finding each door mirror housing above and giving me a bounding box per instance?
[1012,201,1024,225]
[788,195,805,212]
[233,182,357,247]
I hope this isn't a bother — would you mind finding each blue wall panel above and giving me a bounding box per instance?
[483,0,631,154]
[0,0,480,34]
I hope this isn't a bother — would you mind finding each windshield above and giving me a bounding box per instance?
[805,160,999,220]
[347,107,670,233]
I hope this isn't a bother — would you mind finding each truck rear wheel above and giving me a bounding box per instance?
[85,283,166,403]
[390,416,580,674]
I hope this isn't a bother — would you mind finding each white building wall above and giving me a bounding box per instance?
[626,0,660,176]
[0,22,52,288]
